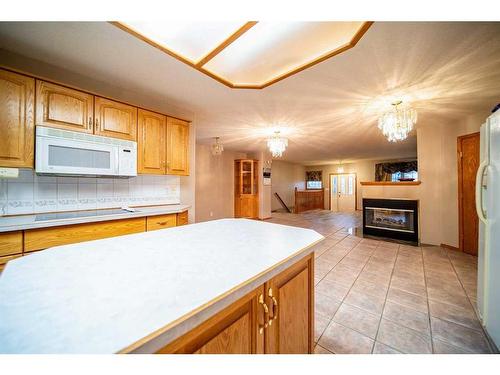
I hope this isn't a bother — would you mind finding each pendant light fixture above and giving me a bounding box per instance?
[378,100,417,142]
[267,131,288,158]
[211,137,224,156]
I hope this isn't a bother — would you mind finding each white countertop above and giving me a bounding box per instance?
[0,218,323,353]
[0,204,190,232]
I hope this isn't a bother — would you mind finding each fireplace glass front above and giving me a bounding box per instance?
[364,207,415,233]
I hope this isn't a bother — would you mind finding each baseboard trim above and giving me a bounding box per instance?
[441,243,460,251]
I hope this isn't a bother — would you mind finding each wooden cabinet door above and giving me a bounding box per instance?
[166,117,189,176]
[265,254,314,354]
[0,69,35,168]
[94,96,137,141]
[137,109,166,174]
[157,287,265,354]
[35,80,93,133]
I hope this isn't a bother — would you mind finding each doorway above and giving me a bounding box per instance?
[329,173,356,212]
[458,132,480,256]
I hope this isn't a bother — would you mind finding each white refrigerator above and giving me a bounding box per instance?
[477,109,500,349]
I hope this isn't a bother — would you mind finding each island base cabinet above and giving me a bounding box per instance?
[155,253,314,354]
[157,286,266,354]
[265,254,314,354]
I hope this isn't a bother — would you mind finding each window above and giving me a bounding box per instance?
[305,170,322,190]
[391,170,418,182]
[306,180,322,189]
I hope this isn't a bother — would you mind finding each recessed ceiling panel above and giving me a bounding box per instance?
[122,21,247,63]
[203,22,364,86]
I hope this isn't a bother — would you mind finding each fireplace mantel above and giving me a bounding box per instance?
[360,181,421,186]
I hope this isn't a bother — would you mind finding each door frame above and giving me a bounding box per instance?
[457,132,480,253]
[328,172,357,211]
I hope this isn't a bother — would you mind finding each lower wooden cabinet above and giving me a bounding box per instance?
[24,218,146,252]
[265,255,314,353]
[156,254,314,354]
[158,286,266,354]
[146,214,177,231]
[177,210,188,226]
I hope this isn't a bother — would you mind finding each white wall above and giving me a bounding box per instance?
[418,112,487,246]
[195,144,247,222]
[304,158,416,210]
[270,160,305,211]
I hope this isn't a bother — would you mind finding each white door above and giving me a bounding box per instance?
[330,173,356,212]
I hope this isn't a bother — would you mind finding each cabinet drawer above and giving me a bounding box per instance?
[24,218,146,252]
[147,214,177,231]
[177,211,188,226]
[0,231,23,257]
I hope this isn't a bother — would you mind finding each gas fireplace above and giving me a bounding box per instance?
[362,198,419,243]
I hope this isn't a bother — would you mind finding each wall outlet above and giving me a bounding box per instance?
[0,167,19,179]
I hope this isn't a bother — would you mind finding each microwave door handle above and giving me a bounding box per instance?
[114,148,120,174]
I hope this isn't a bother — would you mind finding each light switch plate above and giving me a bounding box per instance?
[0,167,20,179]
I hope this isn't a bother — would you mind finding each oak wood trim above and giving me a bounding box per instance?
[257,22,374,89]
[110,21,373,90]
[457,132,480,254]
[441,243,460,252]
[196,22,258,67]
[360,181,421,186]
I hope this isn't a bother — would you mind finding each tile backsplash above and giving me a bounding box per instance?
[0,169,180,216]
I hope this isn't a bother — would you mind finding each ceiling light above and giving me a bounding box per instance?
[211,137,224,156]
[267,131,288,158]
[378,101,417,142]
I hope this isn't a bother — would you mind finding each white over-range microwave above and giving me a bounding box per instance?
[35,126,137,177]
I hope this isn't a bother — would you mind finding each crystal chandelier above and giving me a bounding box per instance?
[211,137,224,156]
[378,101,417,142]
[267,131,288,158]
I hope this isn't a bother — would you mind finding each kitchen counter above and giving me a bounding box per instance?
[0,218,323,353]
[0,204,190,233]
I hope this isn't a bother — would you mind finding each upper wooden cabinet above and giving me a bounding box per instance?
[166,117,190,176]
[0,69,35,168]
[35,80,94,133]
[137,109,166,174]
[94,97,137,141]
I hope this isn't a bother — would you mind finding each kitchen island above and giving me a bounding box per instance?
[0,219,323,354]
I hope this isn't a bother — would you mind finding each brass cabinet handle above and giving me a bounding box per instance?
[157,221,168,225]
[258,294,269,334]
[88,117,92,129]
[95,118,99,130]
[268,288,278,325]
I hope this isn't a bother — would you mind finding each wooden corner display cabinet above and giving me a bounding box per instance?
[234,159,259,219]
[0,67,190,175]
[156,253,314,354]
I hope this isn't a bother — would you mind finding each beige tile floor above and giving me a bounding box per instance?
[267,209,494,354]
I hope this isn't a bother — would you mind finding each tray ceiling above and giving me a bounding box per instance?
[112,21,372,89]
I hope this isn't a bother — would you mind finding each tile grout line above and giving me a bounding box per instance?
[371,243,399,353]
[314,226,359,348]
[420,246,435,353]
[444,248,494,353]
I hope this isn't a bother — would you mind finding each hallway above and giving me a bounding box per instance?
[267,210,492,354]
